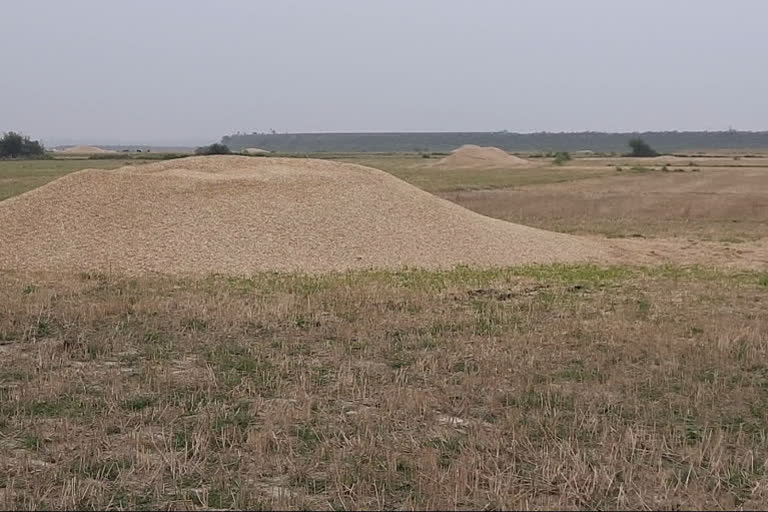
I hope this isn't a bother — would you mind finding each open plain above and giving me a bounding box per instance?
[1,150,767,509]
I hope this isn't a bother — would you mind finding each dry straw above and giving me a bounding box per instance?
[433,145,530,168]
[0,156,611,274]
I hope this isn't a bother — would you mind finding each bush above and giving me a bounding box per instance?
[0,132,46,158]
[553,151,571,165]
[195,143,231,155]
[627,138,658,157]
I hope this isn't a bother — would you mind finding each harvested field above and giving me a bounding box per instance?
[433,145,530,169]
[448,166,768,245]
[2,265,768,509]
[0,156,613,275]
[1,150,768,510]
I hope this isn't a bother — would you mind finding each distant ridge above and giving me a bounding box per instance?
[221,131,768,153]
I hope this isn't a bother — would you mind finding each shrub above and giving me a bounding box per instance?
[627,138,659,157]
[553,151,571,165]
[0,132,46,158]
[195,143,231,155]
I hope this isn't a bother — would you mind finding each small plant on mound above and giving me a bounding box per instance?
[553,151,571,165]
[627,138,659,157]
[195,143,231,155]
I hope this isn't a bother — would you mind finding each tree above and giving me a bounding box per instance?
[0,132,45,158]
[627,138,658,157]
[195,143,231,155]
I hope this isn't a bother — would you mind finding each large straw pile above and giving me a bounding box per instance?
[434,145,529,168]
[0,156,609,274]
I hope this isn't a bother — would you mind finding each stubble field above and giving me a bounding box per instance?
[1,151,767,509]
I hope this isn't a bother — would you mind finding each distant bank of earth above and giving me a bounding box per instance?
[221,131,768,153]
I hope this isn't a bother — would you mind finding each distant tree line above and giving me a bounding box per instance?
[0,132,46,158]
[220,130,768,153]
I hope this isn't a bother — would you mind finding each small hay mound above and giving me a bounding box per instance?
[61,145,112,154]
[243,148,271,155]
[0,156,609,274]
[434,145,529,168]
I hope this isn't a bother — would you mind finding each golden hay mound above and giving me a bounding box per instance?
[61,145,113,154]
[0,156,611,274]
[434,145,530,168]
[243,147,271,155]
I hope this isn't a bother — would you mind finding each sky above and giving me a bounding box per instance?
[2,0,767,145]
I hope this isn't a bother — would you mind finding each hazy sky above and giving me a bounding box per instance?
[2,0,767,145]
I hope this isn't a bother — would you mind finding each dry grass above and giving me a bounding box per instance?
[447,166,768,243]
[2,151,768,510]
[1,265,767,510]
[336,155,612,192]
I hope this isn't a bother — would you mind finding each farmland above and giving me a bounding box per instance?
[1,151,767,509]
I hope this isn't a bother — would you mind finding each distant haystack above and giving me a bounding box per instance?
[434,145,529,169]
[61,145,113,154]
[243,148,271,155]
